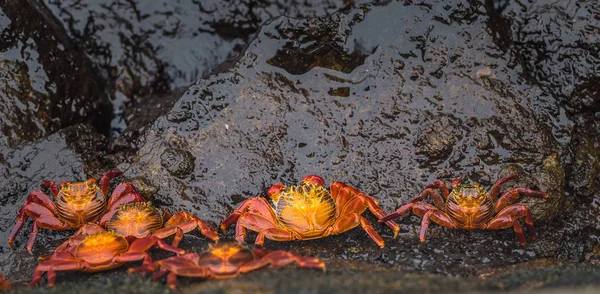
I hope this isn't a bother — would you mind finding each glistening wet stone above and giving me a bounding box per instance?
[41,0,377,133]
[0,2,113,151]
[120,0,584,275]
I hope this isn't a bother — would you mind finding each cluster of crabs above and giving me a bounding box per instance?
[3,171,548,289]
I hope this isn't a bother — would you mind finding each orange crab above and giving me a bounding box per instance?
[379,174,549,245]
[129,242,325,289]
[220,175,400,248]
[103,202,219,245]
[0,273,11,291]
[29,223,185,287]
[8,171,146,253]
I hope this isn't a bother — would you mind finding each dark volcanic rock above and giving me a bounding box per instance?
[0,1,112,151]
[121,0,576,275]
[41,0,377,132]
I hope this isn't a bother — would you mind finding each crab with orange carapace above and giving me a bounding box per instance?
[0,273,11,291]
[102,202,219,246]
[8,171,147,253]
[129,242,325,289]
[220,175,400,248]
[29,223,185,287]
[379,174,548,245]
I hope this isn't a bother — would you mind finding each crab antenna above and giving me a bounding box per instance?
[451,177,462,189]
[301,175,324,186]
[267,183,285,203]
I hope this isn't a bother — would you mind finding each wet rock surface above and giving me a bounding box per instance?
[1,0,600,293]
[41,0,376,133]
[0,1,112,151]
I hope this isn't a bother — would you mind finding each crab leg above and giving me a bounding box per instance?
[328,189,387,246]
[237,213,279,237]
[8,191,59,249]
[330,182,400,238]
[419,210,434,242]
[423,181,450,200]
[26,222,39,254]
[99,171,123,197]
[22,202,72,254]
[329,213,385,248]
[494,188,548,212]
[151,269,170,281]
[489,174,518,200]
[129,235,185,256]
[153,213,219,242]
[220,198,255,233]
[235,221,248,243]
[31,261,83,287]
[222,198,280,243]
[30,252,83,286]
[239,251,326,274]
[379,202,457,242]
[412,203,457,242]
[408,188,445,210]
[166,273,178,289]
[378,202,415,222]
[106,183,146,208]
[362,194,401,238]
[486,204,536,245]
[0,274,10,291]
[40,181,60,198]
[130,254,209,289]
[254,228,294,246]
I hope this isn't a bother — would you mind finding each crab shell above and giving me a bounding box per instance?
[195,243,260,278]
[73,231,131,272]
[105,202,220,244]
[220,175,400,248]
[106,202,165,238]
[55,179,107,226]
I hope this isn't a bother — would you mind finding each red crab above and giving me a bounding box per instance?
[102,202,219,245]
[129,242,325,289]
[36,202,219,264]
[220,175,400,248]
[8,171,146,253]
[0,273,10,291]
[29,223,185,287]
[379,174,549,245]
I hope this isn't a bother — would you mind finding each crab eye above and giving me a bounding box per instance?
[86,179,97,189]
[60,182,69,191]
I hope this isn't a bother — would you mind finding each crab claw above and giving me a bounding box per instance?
[301,175,324,186]
[450,177,462,189]
[267,183,285,203]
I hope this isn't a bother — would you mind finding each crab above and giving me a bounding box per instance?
[37,202,219,263]
[8,171,146,253]
[220,175,400,248]
[128,242,325,289]
[103,202,220,245]
[29,223,185,287]
[0,273,10,291]
[379,174,549,245]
